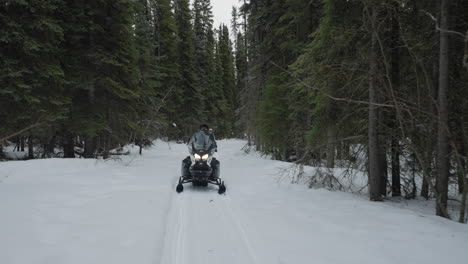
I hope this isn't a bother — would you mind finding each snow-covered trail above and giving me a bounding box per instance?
[160,142,259,264]
[159,188,258,264]
[1,140,467,264]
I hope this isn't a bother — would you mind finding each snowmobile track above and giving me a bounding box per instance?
[159,189,189,264]
[221,195,259,264]
[159,187,258,264]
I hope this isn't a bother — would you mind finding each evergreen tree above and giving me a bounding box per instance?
[204,27,220,129]
[152,0,181,140]
[258,73,291,158]
[61,0,140,157]
[213,37,229,138]
[217,25,237,136]
[235,32,248,136]
[231,7,239,42]
[193,0,214,116]
[291,0,362,165]
[247,0,321,155]
[174,0,202,136]
[0,0,68,141]
[132,0,163,148]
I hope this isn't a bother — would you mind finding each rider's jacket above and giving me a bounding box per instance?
[187,130,217,154]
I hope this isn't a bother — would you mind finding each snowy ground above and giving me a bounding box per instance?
[0,140,467,264]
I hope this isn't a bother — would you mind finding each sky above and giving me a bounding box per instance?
[211,0,240,28]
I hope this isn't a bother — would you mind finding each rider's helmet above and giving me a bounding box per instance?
[199,124,209,131]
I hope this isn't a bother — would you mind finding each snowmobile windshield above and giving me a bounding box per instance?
[191,131,214,152]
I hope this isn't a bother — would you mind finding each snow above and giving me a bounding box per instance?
[2,144,28,160]
[0,140,467,264]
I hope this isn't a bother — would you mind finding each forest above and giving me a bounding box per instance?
[1,0,467,221]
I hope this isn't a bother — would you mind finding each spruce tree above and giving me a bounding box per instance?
[0,0,68,140]
[204,27,220,129]
[174,0,202,136]
[235,32,248,136]
[133,0,162,148]
[193,0,214,116]
[61,0,140,157]
[213,39,229,138]
[217,25,237,136]
[151,0,181,140]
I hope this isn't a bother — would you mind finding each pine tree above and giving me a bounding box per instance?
[217,25,237,136]
[0,0,68,140]
[258,73,291,158]
[231,7,239,42]
[174,0,202,137]
[193,0,214,117]
[152,0,181,140]
[235,32,248,136]
[213,38,229,138]
[291,0,362,165]
[132,0,163,149]
[61,0,140,157]
[246,0,321,155]
[204,27,220,129]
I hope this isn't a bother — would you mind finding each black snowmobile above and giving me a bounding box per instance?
[176,131,226,194]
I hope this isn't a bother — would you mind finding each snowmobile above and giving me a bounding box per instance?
[176,131,226,194]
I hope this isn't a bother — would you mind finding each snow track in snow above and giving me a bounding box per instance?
[159,187,188,264]
[2,140,468,264]
[159,186,258,264]
[221,195,259,264]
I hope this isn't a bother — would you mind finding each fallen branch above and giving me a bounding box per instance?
[0,121,47,144]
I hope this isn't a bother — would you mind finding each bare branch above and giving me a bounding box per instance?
[464,30,468,70]
[269,61,396,108]
[421,10,465,38]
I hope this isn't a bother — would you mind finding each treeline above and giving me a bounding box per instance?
[2,0,468,220]
[0,0,239,158]
[239,0,467,220]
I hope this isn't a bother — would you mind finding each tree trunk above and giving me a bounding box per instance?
[436,0,450,218]
[390,8,401,197]
[44,135,56,158]
[84,136,97,158]
[422,37,440,199]
[421,179,430,200]
[460,169,468,223]
[391,136,401,196]
[326,124,336,168]
[379,142,388,197]
[103,134,110,159]
[28,135,34,159]
[20,136,25,152]
[457,143,466,194]
[14,137,20,151]
[368,2,383,201]
[378,105,388,197]
[63,133,75,158]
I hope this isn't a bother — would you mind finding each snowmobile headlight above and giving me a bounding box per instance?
[202,154,209,160]
[194,153,201,160]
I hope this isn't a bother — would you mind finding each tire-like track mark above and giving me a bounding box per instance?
[160,184,260,264]
[174,194,187,264]
[221,194,259,264]
[158,185,188,264]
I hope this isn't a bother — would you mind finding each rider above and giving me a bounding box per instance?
[181,124,220,179]
[188,124,217,153]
